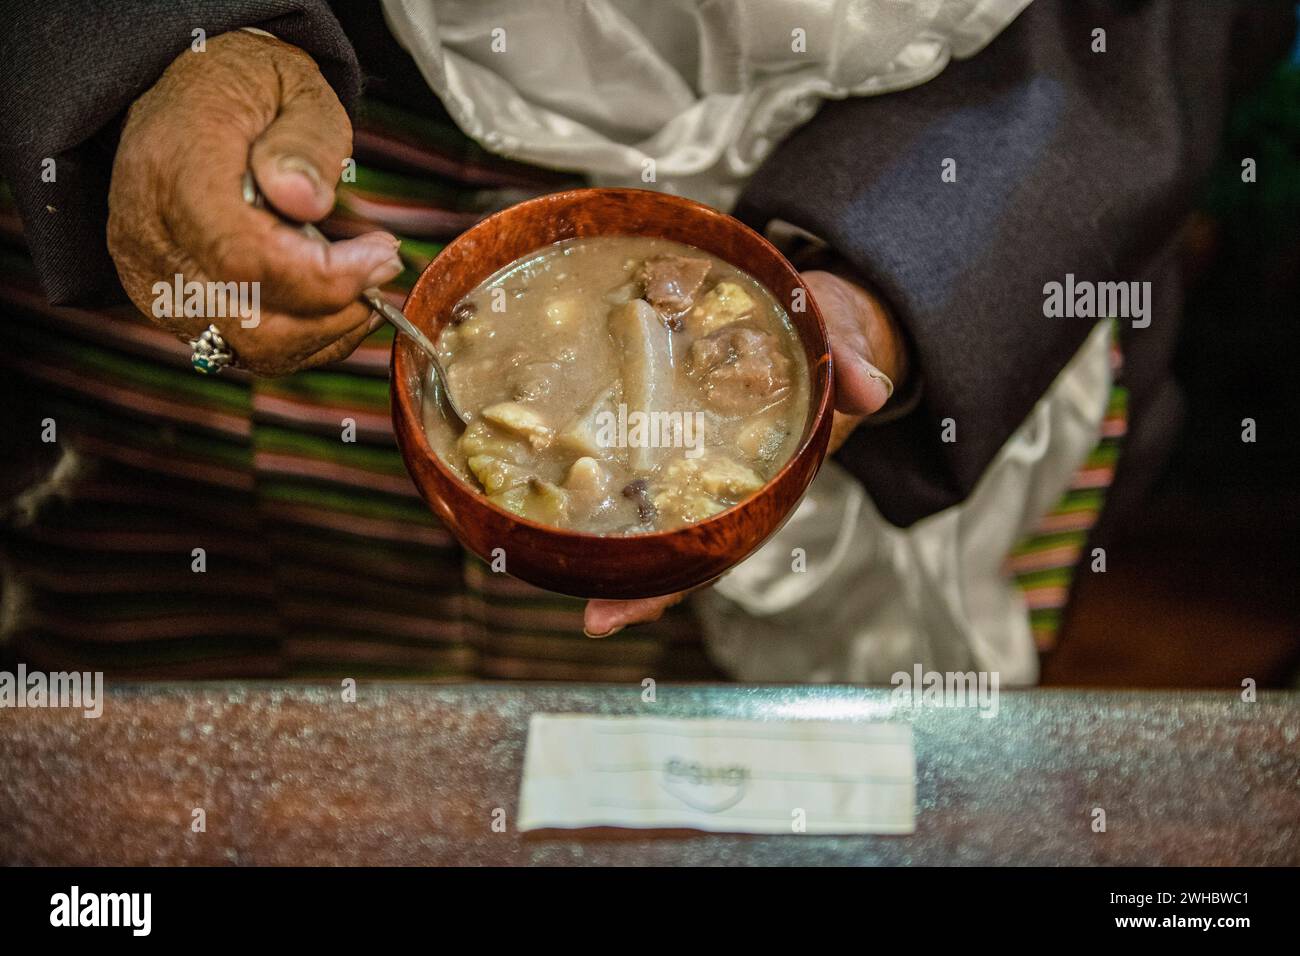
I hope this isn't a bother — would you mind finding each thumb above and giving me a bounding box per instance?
[249,58,352,222]
[833,345,894,417]
[802,270,899,417]
[583,593,687,637]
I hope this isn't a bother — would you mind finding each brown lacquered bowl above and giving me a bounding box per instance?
[391,188,833,599]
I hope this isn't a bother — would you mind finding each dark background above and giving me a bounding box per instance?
[1046,49,1300,686]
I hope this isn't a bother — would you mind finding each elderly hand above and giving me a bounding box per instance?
[582,269,906,637]
[107,31,403,375]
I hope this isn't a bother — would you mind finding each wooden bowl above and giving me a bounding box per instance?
[391,188,833,599]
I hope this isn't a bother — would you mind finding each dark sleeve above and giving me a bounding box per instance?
[735,0,1283,527]
[0,1,362,306]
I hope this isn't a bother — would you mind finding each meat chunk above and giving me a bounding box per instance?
[687,325,793,415]
[641,255,712,315]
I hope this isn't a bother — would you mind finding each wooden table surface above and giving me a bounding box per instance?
[2,684,1297,865]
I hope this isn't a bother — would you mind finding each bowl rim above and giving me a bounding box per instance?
[391,186,834,544]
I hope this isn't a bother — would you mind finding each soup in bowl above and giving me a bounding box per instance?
[391,189,833,599]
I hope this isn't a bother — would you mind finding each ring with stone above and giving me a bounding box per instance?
[189,324,234,375]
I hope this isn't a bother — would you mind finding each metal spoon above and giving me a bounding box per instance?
[241,171,468,429]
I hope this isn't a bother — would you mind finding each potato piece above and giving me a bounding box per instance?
[564,456,610,497]
[482,402,554,450]
[693,456,763,498]
[467,455,530,496]
[521,478,569,525]
[543,296,583,329]
[609,299,676,472]
[563,457,618,520]
[458,420,531,464]
[485,476,569,525]
[556,385,620,459]
[488,486,528,516]
[687,281,756,337]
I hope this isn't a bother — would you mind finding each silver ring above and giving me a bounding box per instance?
[189,324,234,375]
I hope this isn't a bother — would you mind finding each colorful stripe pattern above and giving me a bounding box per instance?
[0,97,1118,676]
[1008,332,1127,651]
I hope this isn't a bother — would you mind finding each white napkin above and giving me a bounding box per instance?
[518,714,915,834]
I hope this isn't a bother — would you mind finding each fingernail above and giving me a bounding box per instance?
[365,256,404,289]
[863,360,894,400]
[583,625,624,639]
[367,310,384,332]
[277,155,323,194]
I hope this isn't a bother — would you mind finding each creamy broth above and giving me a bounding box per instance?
[422,236,810,534]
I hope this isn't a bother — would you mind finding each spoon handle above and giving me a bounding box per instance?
[364,288,441,362]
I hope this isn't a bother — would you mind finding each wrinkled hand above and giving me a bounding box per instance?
[583,269,906,637]
[107,31,404,375]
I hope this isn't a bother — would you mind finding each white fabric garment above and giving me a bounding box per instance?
[381,0,1032,208]
[379,0,1107,683]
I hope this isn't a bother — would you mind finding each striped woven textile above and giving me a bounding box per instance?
[1009,331,1127,651]
[0,97,1119,677]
